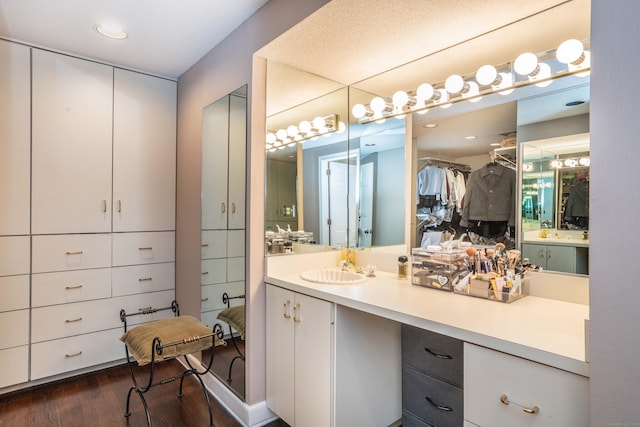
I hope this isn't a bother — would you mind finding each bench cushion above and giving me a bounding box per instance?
[217,305,245,339]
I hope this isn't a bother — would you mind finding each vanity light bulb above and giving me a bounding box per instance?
[579,157,590,166]
[312,116,326,130]
[533,62,552,87]
[496,72,514,95]
[352,104,367,119]
[287,125,299,137]
[416,83,434,103]
[370,97,386,114]
[266,133,277,144]
[556,39,584,64]
[514,52,539,76]
[392,90,409,109]
[445,74,465,94]
[464,81,482,102]
[299,120,312,133]
[564,158,578,167]
[337,121,346,133]
[550,160,563,168]
[476,65,498,86]
[435,89,451,108]
[276,129,287,140]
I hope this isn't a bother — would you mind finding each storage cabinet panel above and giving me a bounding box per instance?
[227,94,247,230]
[521,243,578,274]
[113,69,176,232]
[32,268,112,307]
[31,49,113,234]
[112,232,175,266]
[464,343,589,427]
[227,257,245,282]
[0,236,30,276]
[0,346,29,388]
[0,275,29,312]
[0,310,29,348]
[31,328,124,380]
[227,229,245,258]
[403,365,463,427]
[202,97,230,231]
[201,281,244,312]
[201,259,227,285]
[112,263,175,297]
[32,234,111,273]
[201,230,227,259]
[0,40,30,236]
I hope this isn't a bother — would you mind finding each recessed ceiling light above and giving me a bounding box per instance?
[365,143,376,146]
[464,135,477,140]
[565,100,585,107]
[95,23,127,40]
[423,123,438,128]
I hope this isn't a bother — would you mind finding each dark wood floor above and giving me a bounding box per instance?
[0,359,288,427]
[205,337,245,398]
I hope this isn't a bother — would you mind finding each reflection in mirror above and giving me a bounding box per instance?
[200,86,247,399]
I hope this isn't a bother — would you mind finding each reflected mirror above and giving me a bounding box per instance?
[200,86,247,399]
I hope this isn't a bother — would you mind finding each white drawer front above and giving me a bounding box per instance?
[31,328,124,380]
[0,310,29,349]
[0,275,29,311]
[201,258,226,285]
[0,346,29,388]
[112,231,175,266]
[112,262,175,297]
[32,234,111,273]
[464,343,589,427]
[114,290,176,327]
[227,229,245,258]
[32,268,112,307]
[32,298,119,343]
[227,256,245,282]
[201,230,226,259]
[201,281,245,312]
[0,236,29,276]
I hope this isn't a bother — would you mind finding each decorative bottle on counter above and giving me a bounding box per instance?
[398,255,408,279]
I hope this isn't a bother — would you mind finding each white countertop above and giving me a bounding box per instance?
[265,267,590,377]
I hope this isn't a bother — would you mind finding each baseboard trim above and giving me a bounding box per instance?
[182,354,277,427]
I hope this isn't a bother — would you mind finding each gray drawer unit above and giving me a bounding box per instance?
[402,324,463,387]
[402,323,464,427]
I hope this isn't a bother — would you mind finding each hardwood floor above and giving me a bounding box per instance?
[0,360,288,427]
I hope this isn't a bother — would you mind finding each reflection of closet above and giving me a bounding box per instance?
[201,93,247,331]
[1,40,178,391]
[266,158,298,232]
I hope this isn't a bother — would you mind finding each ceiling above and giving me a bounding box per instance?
[0,0,269,79]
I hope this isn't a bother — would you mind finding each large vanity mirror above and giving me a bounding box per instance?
[200,85,247,399]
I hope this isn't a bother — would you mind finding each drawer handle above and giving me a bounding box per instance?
[201,297,209,302]
[102,199,107,213]
[117,200,122,212]
[424,347,453,359]
[138,277,152,282]
[425,396,453,412]
[202,272,209,275]
[500,394,539,415]
[139,306,157,314]
[139,247,152,251]
[65,351,82,358]
[65,284,83,290]
[65,251,83,255]
[65,317,82,323]
[201,243,209,247]
[283,299,291,319]
[293,303,301,323]
[231,202,236,213]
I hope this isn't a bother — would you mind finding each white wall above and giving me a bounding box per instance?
[590,0,640,424]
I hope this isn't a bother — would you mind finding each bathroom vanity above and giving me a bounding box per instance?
[265,252,589,426]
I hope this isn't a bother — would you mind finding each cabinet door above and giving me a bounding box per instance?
[113,69,176,232]
[522,243,547,269]
[546,245,576,273]
[227,93,246,230]
[0,40,30,236]
[202,96,230,230]
[32,49,113,234]
[266,285,295,426]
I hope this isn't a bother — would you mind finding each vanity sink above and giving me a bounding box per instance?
[300,269,367,285]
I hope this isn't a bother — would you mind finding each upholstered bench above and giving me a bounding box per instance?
[215,293,245,383]
[119,301,224,427]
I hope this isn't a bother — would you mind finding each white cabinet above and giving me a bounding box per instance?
[266,285,333,427]
[0,40,30,236]
[31,49,113,235]
[521,243,588,274]
[113,68,176,232]
[464,343,589,427]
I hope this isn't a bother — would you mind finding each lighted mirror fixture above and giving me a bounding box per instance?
[265,114,344,151]
[550,157,591,168]
[95,23,128,40]
[352,38,590,124]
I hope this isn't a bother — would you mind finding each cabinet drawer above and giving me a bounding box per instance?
[112,231,175,266]
[402,324,463,387]
[0,275,29,312]
[0,346,29,388]
[114,290,176,327]
[32,234,111,273]
[112,262,175,297]
[0,236,29,276]
[31,328,124,380]
[201,281,244,312]
[227,256,245,282]
[32,268,112,307]
[32,298,119,343]
[402,410,435,427]
[227,229,245,257]
[201,258,226,285]
[464,343,589,427]
[201,230,227,259]
[0,310,29,349]
[403,365,463,427]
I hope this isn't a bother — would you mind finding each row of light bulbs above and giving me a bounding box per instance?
[352,38,590,123]
[266,114,345,152]
[550,157,591,168]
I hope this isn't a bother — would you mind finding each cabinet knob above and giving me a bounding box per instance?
[231,202,236,213]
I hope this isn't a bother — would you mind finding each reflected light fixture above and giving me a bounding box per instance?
[95,23,127,40]
[556,39,591,76]
[266,114,341,151]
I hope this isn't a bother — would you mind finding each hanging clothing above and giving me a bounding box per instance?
[460,163,516,228]
[564,179,589,219]
[416,166,447,206]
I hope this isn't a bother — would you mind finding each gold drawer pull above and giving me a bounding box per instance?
[65,284,83,290]
[283,299,291,319]
[500,394,539,415]
[293,303,301,323]
[65,251,83,255]
[65,317,82,323]
[425,396,453,412]
[424,347,453,360]
[65,351,82,358]
[138,277,152,282]
[139,306,157,314]
[139,247,152,251]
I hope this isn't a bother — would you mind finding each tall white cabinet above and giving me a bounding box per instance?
[0,41,177,392]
